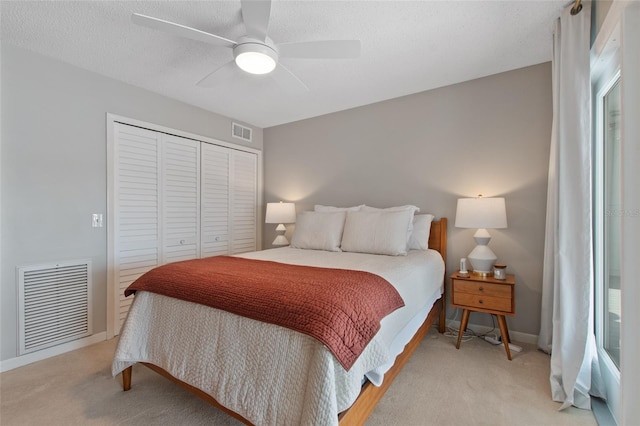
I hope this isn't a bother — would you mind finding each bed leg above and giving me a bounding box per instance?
[438,296,446,334]
[122,366,132,391]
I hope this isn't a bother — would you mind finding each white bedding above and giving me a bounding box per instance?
[112,248,444,425]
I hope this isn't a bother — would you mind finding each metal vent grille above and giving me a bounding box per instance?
[18,260,92,355]
[232,122,252,142]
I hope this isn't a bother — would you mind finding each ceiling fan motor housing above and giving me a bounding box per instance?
[233,38,279,74]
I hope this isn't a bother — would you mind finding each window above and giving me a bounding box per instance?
[598,77,621,368]
[593,56,621,423]
[592,3,640,424]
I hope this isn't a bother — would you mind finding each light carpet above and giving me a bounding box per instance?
[0,328,597,425]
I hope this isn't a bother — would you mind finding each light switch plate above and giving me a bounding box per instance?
[92,213,103,228]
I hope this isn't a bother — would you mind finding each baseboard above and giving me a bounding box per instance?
[0,332,107,373]
[592,397,617,426]
[446,319,538,345]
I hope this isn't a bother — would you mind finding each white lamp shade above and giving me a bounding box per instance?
[455,197,507,229]
[265,202,296,224]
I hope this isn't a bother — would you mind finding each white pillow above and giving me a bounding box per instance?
[290,211,346,252]
[340,210,414,256]
[408,214,435,250]
[361,205,420,213]
[314,204,364,212]
[361,205,420,242]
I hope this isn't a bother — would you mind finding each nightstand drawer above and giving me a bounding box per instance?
[453,281,511,298]
[452,293,512,313]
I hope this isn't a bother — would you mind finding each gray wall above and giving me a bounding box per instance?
[0,44,262,361]
[264,63,552,336]
[592,0,614,45]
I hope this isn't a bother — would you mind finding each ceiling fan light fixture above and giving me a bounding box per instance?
[234,43,278,75]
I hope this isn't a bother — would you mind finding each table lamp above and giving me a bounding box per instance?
[455,195,507,274]
[265,201,296,246]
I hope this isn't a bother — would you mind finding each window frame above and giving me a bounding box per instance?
[592,51,621,425]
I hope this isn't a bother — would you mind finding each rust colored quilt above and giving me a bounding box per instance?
[124,256,404,370]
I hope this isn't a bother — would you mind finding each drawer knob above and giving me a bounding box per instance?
[479,286,484,291]
[479,299,484,304]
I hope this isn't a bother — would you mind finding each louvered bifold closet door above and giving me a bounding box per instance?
[111,120,259,335]
[113,124,161,332]
[230,150,258,254]
[201,143,231,257]
[162,135,201,263]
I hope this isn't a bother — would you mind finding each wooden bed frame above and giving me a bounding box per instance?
[121,218,448,425]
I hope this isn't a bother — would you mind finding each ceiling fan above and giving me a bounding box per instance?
[132,0,361,92]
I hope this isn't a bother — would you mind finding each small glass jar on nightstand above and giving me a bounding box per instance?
[493,263,507,280]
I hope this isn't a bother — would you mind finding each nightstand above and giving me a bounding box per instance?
[450,272,516,360]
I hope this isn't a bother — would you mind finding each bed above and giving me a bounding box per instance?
[112,209,447,426]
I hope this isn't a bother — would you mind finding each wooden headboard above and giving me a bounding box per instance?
[428,218,447,262]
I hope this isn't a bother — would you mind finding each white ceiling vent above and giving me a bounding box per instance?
[232,122,252,143]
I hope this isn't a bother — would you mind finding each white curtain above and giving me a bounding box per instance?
[538,3,603,410]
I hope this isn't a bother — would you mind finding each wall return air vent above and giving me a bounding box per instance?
[17,260,92,355]
[232,122,252,142]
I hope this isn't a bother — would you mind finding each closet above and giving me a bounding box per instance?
[108,121,259,334]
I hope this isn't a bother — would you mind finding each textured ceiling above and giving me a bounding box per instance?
[1,1,566,128]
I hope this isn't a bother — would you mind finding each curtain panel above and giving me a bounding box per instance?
[537,3,604,410]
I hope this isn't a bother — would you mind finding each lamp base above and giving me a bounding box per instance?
[272,234,289,246]
[467,228,497,274]
[271,223,290,246]
[468,252,497,274]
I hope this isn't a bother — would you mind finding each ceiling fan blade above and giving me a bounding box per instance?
[132,13,236,48]
[196,60,239,88]
[277,40,361,59]
[241,0,271,41]
[270,64,309,94]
